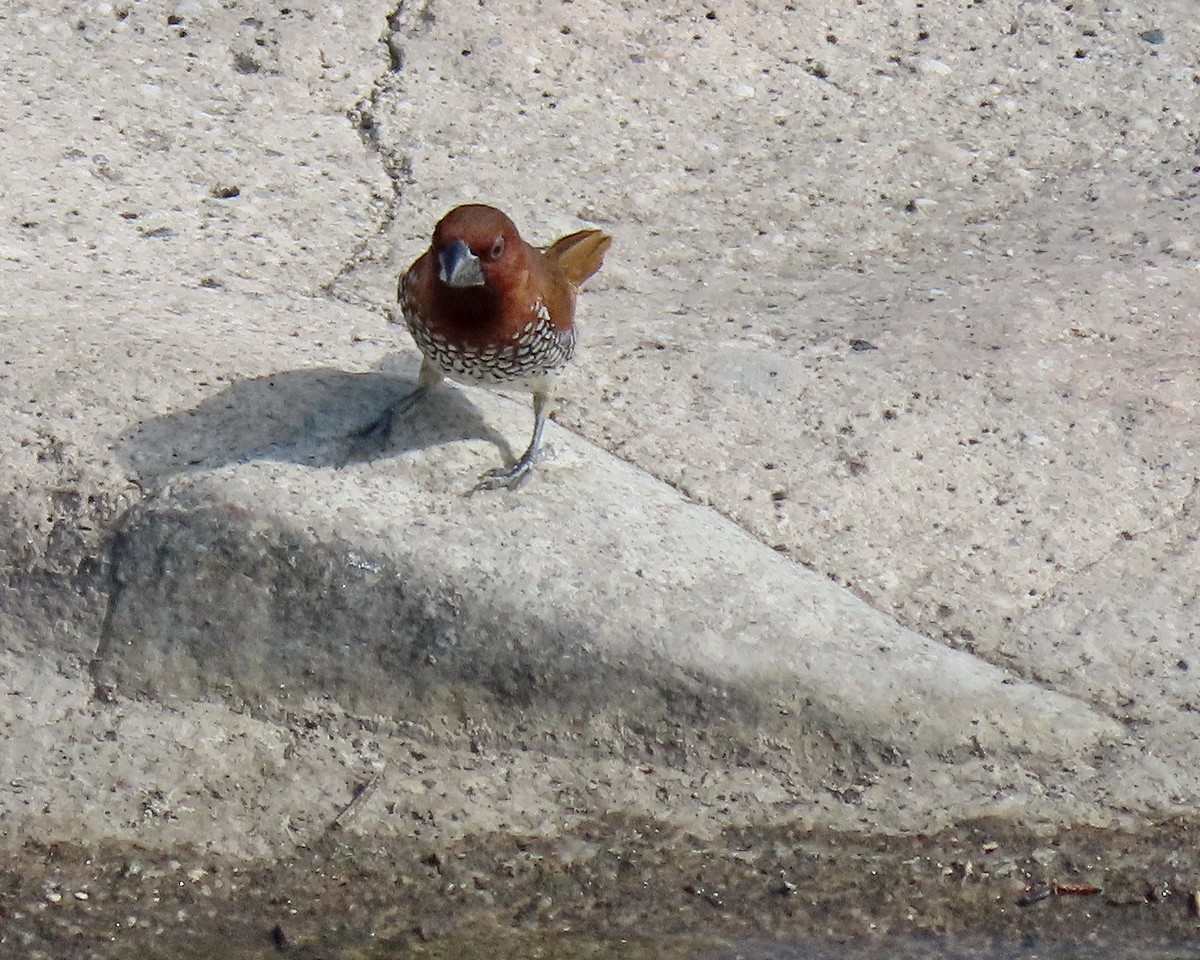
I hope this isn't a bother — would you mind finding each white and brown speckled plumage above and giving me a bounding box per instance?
[400,278,575,393]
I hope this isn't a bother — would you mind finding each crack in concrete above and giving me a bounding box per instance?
[319,4,420,306]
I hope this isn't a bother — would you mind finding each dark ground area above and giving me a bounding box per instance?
[4,815,1199,959]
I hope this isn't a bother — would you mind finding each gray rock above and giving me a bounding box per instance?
[2,0,1197,863]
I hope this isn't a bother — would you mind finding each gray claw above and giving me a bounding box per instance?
[472,460,535,493]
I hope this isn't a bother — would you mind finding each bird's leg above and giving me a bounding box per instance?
[473,389,550,492]
[353,359,443,441]
[339,360,444,468]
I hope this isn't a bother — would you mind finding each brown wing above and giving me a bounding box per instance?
[543,229,612,287]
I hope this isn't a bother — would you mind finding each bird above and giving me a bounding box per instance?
[364,203,611,491]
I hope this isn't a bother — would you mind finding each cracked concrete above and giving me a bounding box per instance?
[1,0,1198,942]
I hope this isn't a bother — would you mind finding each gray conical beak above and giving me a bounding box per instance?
[437,239,485,288]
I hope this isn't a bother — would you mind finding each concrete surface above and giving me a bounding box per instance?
[1,0,1198,881]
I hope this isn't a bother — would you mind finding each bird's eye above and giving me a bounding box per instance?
[489,236,505,260]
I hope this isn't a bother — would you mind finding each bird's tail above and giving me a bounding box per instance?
[544,229,612,287]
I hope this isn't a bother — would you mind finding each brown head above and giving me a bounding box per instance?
[429,204,528,293]
[403,204,606,353]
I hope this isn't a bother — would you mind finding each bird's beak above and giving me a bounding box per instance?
[437,239,485,288]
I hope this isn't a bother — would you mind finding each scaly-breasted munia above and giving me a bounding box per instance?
[368,203,611,490]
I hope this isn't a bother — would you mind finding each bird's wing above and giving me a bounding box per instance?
[543,229,612,287]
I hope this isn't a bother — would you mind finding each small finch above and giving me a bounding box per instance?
[365,204,610,490]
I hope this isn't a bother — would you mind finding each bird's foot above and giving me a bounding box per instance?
[333,407,393,467]
[337,387,429,467]
[471,456,537,493]
[353,406,395,444]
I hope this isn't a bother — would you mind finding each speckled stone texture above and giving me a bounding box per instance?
[1,0,1197,867]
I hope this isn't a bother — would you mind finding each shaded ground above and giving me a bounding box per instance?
[6,815,1199,959]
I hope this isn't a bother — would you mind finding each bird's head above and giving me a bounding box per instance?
[431,204,523,291]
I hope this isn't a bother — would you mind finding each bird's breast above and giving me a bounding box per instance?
[403,294,577,390]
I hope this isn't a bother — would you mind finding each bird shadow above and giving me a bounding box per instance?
[116,365,516,486]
